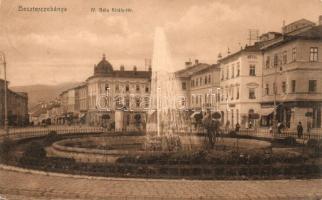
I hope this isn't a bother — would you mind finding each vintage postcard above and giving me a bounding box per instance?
[0,0,322,199]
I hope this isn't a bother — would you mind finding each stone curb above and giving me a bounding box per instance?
[1,163,322,184]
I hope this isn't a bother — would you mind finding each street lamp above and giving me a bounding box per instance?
[0,51,8,136]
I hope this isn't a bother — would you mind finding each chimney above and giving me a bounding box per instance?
[195,59,199,65]
[120,65,124,71]
[185,61,192,68]
[319,15,322,26]
[217,53,222,60]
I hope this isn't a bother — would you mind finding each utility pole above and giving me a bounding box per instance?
[0,51,8,136]
[272,63,277,136]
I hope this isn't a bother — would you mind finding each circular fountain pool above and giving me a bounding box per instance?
[47,135,271,163]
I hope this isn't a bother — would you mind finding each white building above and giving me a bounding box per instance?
[219,45,263,129]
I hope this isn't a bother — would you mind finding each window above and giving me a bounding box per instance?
[191,80,194,87]
[265,84,269,95]
[273,82,277,94]
[309,80,317,92]
[231,87,234,100]
[282,81,286,93]
[208,75,211,84]
[200,77,202,85]
[247,55,257,59]
[135,98,141,107]
[226,68,229,80]
[204,76,207,84]
[196,79,199,87]
[136,84,140,92]
[236,87,239,100]
[105,84,109,91]
[115,84,119,92]
[231,64,235,78]
[283,51,287,64]
[145,86,149,93]
[266,56,270,68]
[291,80,296,93]
[292,48,296,62]
[249,65,256,76]
[182,82,187,90]
[249,88,256,99]
[310,47,318,62]
[236,63,240,77]
[221,71,224,80]
[125,84,129,92]
[274,54,278,67]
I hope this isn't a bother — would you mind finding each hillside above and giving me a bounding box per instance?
[10,82,81,110]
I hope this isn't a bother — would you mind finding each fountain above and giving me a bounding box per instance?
[46,27,272,166]
[145,27,188,151]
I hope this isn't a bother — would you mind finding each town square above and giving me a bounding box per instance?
[0,0,322,199]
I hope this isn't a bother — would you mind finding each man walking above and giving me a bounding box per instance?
[297,121,303,138]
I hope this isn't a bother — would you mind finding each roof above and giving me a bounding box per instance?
[219,44,261,63]
[87,70,151,81]
[261,25,322,51]
[194,64,220,76]
[284,18,315,28]
[175,63,213,78]
[94,55,114,75]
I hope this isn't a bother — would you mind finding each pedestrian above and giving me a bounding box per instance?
[248,121,253,129]
[202,110,214,148]
[225,120,230,134]
[235,122,240,134]
[297,121,303,138]
[307,121,312,135]
[277,122,283,135]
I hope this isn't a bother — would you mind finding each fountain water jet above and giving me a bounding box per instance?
[145,27,187,151]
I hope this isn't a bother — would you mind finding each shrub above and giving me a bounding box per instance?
[282,137,297,146]
[0,137,15,162]
[43,131,61,146]
[307,139,318,148]
[20,142,46,166]
[228,131,237,138]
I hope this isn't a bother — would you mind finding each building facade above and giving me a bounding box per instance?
[260,22,322,131]
[0,79,28,127]
[175,60,221,111]
[218,46,263,129]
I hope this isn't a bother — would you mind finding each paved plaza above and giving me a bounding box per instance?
[0,167,321,200]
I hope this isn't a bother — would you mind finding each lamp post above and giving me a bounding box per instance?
[0,51,8,136]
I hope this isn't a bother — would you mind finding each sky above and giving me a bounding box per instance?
[0,0,321,86]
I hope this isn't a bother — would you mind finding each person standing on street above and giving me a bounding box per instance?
[297,121,303,138]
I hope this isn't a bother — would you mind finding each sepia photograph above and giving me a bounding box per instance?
[0,0,322,199]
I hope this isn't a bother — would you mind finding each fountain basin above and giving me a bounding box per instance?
[47,135,271,163]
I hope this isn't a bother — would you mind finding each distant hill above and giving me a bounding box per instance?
[10,82,81,110]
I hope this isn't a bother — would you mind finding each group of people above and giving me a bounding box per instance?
[269,121,310,139]
[202,110,241,149]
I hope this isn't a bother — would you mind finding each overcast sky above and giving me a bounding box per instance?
[0,0,321,86]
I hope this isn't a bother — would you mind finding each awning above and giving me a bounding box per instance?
[190,111,201,118]
[261,107,274,116]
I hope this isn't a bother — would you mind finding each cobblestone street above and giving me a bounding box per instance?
[0,168,321,200]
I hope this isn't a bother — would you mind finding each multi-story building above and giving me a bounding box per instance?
[218,45,263,128]
[175,60,221,111]
[0,79,28,127]
[57,55,151,130]
[260,19,322,130]
[86,55,151,130]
